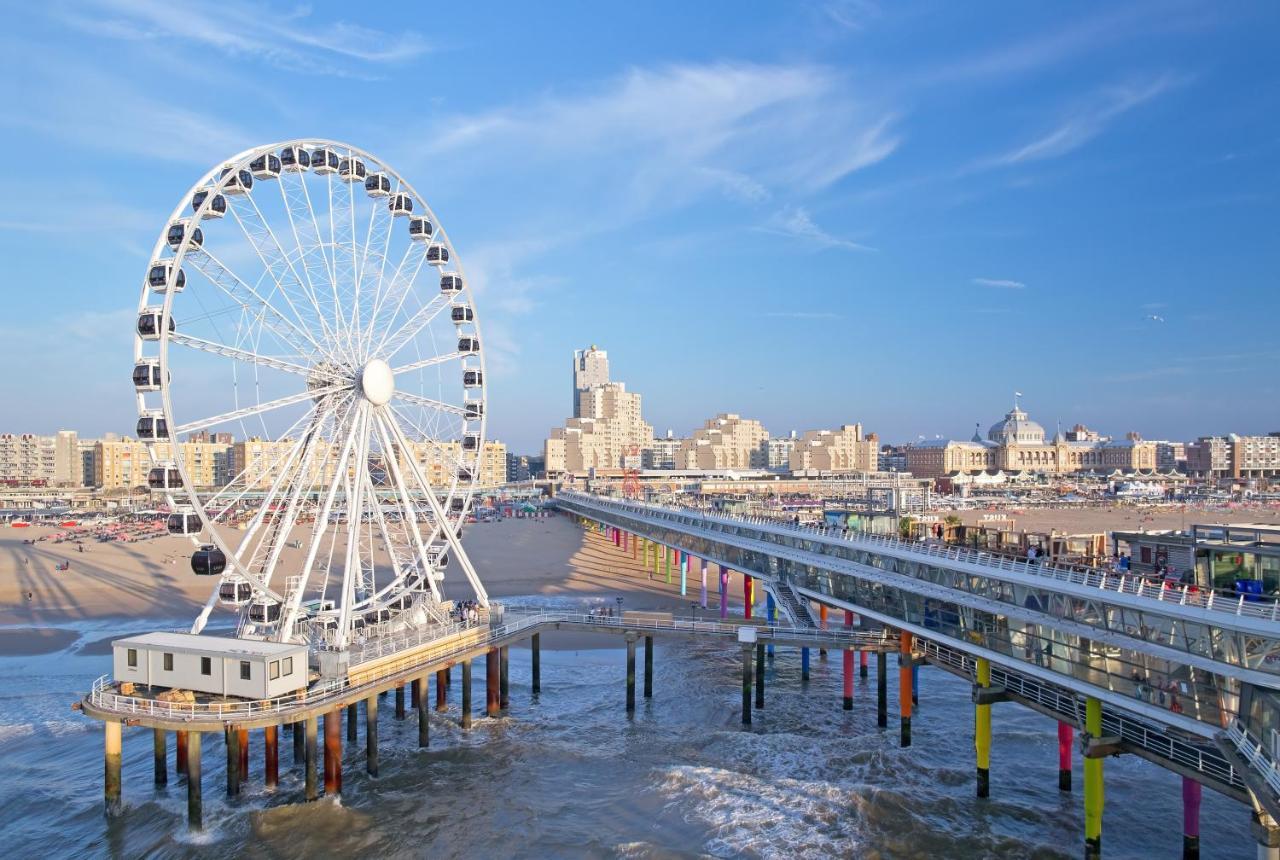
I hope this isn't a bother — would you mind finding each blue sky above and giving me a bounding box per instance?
[2,1,1277,452]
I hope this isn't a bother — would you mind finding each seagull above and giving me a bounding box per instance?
[1146,314,1165,323]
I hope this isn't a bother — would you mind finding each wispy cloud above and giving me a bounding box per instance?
[764,206,875,251]
[63,0,428,76]
[981,73,1183,168]
[972,277,1025,289]
[424,63,900,206]
[820,0,882,32]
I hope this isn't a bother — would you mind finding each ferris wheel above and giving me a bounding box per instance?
[132,139,488,649]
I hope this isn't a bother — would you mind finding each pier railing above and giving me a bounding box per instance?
[563,493,1280,623]
[85,611,892,723]
[921,639,1243,792]
[1226,719,1280,798]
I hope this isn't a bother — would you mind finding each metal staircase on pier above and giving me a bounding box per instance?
[769,580,818,628]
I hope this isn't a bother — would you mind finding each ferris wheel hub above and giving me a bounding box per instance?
[360,358,395,406]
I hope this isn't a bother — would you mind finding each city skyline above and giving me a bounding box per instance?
[3,2,1278,451]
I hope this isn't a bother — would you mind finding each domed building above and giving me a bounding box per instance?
[903,400,1157,480]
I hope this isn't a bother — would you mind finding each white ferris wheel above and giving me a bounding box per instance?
[133,139,489,649]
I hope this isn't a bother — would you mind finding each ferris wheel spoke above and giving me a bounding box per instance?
[174,386,341,436]
[390,390,468,418]
[367,243,430,358]
[285,170,347,356]
[168,331,321,378]
[377,291,450,361]
[186,246,324,358]
[278,171,336,339]
[360,219,411,358]
[382,410,489,605]
[225,196,333,357]
[372,411,443,602]
[392,351,465,376]
[277,402,362,642]
[336,403,373,644]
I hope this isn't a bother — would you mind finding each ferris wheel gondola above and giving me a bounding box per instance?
[132,139,490,649]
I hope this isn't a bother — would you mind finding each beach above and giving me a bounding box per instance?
[0,513,751,654]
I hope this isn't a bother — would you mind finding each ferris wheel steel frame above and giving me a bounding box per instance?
[133,139,490,650]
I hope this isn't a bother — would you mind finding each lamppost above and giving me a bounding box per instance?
[616,596,624,618]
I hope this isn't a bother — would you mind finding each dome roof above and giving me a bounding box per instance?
[988,407,1045,444]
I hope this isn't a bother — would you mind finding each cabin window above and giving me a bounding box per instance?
[127,648,137,668]
[283,657,293,676]
[1140,547,1152,564]
[269,660,280,680]
[201,656,212,676]
[163,652,173,671]
[240,660,251,681]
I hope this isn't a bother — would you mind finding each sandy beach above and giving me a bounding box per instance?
[0,513,752,654]
[4,503,1277,656]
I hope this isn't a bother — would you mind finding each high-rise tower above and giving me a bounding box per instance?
[572,345,609,418]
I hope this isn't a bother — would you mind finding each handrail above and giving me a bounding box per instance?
[1227,719,1280,798]
[561,492,1280,625]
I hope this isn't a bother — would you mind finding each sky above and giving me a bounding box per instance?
[1,0,1278,452]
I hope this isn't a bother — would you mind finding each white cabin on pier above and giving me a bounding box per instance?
[112,632,308,699]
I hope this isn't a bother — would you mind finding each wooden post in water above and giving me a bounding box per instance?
[436,669,448,712]
[153,728,167,787]
[348,702,359,741]
[264,725,279,790]
[104,720,123,817]
[293,720,304,766]
[324,709,342,797]
[367,693,380,775]
[741,643,753,725]
[186,731,202,831]
[395,685,406,720]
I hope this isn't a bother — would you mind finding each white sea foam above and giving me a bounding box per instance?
[656,764,860,858]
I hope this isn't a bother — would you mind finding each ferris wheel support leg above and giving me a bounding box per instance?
[371,413,444,604]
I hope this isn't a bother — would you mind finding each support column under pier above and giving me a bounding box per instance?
[755,641,765,710]
[899,632,913,748]
[348,702,358,741]
[1058,722,1073,792]
[500,646,510,712]
[238,727,249,784]
[1182,776,1200,860]
[531,633,541,695]
[367,694,380,775]
[225,725,240,798]
[418,675,430,749]
[876,651,887,728]
[436,669,448,712]
[323,709,341,797]
[461,660,473,729]
[1083,697,1103,860]
[801,647,810,682]
[975,657,991,799]
[153,728,167,787]
[860,650,868,679]
[104,720,122,817]
[626,636,637,713]
[176,729,188,776]
[186,731,202,831]
[741,644,752,725]
[293,720,304,766]
[486,648,501,718]
[395,685,406,721]
[644,635,654,698]
[304,716,318,801]
[264,724,278,790]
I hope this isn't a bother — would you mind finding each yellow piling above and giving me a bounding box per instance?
[975,658,991,798]
[1084,697,1103,859]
